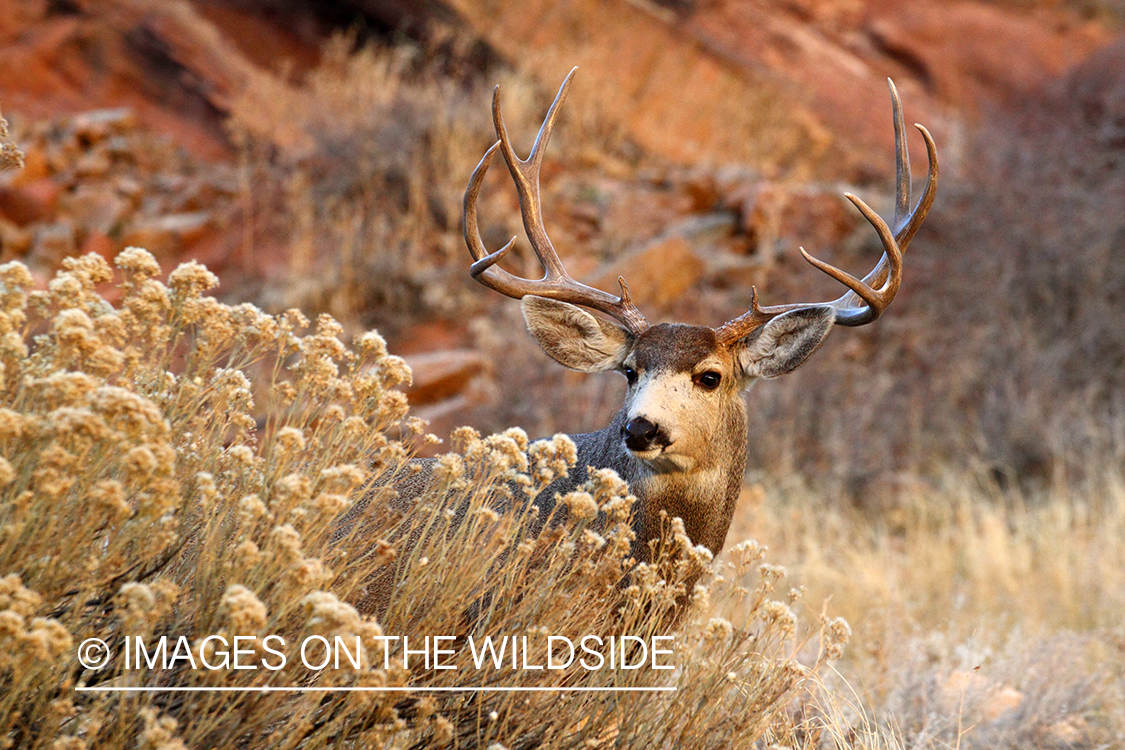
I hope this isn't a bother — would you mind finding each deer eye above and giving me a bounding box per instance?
[695,371,722,390]
[623,366,638,384]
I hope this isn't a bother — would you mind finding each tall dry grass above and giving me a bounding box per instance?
[730,467,1125,748]
[0,249,851,748]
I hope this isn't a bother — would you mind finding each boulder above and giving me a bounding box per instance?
[120,211,214,258]
[592,234,705,310]
[0,177,59,226]
[60,183,132,235]
[404,349,486,406]
[728,181,860,264]
[32,219,77,265]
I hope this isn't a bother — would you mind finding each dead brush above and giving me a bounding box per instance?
[0,249,846,748]
[226,35,531,328]
[0,109,22,174]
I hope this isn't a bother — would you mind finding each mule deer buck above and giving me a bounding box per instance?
[349,71,937,610]
[456,69,937,564]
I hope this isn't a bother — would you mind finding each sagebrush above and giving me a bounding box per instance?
[0,249,847,749]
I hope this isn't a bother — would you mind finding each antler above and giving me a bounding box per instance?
[463,68,650,336]
[715,79,939,344]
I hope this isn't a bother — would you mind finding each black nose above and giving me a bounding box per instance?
[623,417,660,452]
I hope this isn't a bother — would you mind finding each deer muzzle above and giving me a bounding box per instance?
[623,416,671,454]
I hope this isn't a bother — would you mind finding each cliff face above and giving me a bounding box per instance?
[438,0,1111,173]
[0,0,1114,168]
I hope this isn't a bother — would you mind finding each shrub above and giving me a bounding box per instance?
[0,249,843,748]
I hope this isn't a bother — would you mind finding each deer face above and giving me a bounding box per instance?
[619,323,738,473]
[520,296,834,473]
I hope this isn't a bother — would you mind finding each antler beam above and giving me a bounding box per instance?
[715,79,939,343]
[463,68,650,336]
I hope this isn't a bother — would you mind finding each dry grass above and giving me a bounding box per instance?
[3,17,1121,747]
[3,252,1116,748]
[0,249,850,749]
[225,35,542,331]
[2,199,1119,750]
[731,468,1125,748]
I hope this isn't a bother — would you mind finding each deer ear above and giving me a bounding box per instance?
[521,296,633,372]
[735,306,834,382]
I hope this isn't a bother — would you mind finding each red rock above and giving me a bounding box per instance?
[69,108,136,144]
[592,235,705,310]
[120,211,214,258]
[443,0,1112,178]
[0,0,246,160]
[0,177,59,226]
[111,175,143,207]
[864,0,1109,110]
[78,229,114,263]
[183,222,242,276]
[0,216,33,256]
[72,149,112,179]
[731,181,860,264]
[404,349,486,406]
[393,321,472,355]
[32,219,77,264]
[60,183,131,235]
[8,148,50,185]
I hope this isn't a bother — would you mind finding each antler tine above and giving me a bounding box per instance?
[492,68,575,280]
[717,78,938,342]
[891,79,912,233]
[464,140,507,263]
[897,122,938,249]
[840,80,939,299]
[463,69,650,335]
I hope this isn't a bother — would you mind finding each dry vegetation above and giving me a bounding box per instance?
[0,249,853,748]
[225,37,537,329]
[0,111,22,175]
[736,468,1124,748]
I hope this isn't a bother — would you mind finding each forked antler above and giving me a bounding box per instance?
[715,79,938,343]
[463,68,650,336]
[465,73,937,343]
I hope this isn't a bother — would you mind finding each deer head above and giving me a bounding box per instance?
[463,68,937,480]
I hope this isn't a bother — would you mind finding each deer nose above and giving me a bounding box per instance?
[623,417,661,452]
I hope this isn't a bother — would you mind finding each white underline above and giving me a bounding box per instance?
[75,685,675,693]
